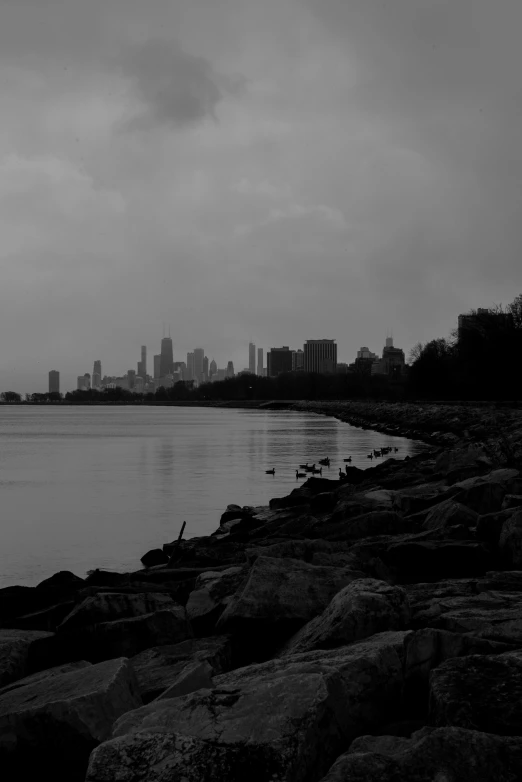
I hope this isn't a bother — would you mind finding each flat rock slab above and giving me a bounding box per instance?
[87,631,408,782]
[0,629,54,687]
[46,608,192,666]
[430,651,522,735]
[415,590,522,646]
[58,591,179,631]
[185,567,245,635]
[320,727,522,782]
[282,578,410,655]
[130,636,231,703]
[0,660,92,697]
[0,657,142,776]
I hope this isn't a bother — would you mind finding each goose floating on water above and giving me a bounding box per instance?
[343,457,352,462]
[296,470,306,478]
[265,468,275,475]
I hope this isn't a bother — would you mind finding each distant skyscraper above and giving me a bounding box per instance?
[154,354,161,379]
[292,349,304,371]
[203,355,209,382]
[267,347,292,377]
[141,346,147,377]
[48,370,60,394]
[209,359,217,378]
[159,337,174,378]
[257,348,263,376]
[249,342,256,374]
[186,352,195,381]
[127,369,136,390]
[303,340,337,374]
[194,348,205,383]
[92,360,102,389]
[77,373,91,391]
[226,361,235,378]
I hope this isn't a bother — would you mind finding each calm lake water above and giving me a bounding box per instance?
[0,406,427,587]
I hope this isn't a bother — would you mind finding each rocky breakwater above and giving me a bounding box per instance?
[2,417,522,780]
[292,399,522,450]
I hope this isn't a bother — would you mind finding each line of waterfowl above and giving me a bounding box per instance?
[264,446,400,479]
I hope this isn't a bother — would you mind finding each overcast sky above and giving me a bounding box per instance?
[1,0,521,393]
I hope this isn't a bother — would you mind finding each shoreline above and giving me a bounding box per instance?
[2,404,522,779]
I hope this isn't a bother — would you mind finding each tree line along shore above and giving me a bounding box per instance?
[1,402,522,780]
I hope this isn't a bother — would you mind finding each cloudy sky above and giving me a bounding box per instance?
[1,0,521,392]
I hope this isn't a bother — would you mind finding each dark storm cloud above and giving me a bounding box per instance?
[119,38,242,130]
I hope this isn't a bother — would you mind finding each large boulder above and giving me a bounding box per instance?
[319,727,522,782]
[404,579,478,627]
[140,549,169,568]
[0,657,141,780]
[282,579,410,656]
[215,556,365,662]
[245,539,351,565]
[422,500,478,531]
[391,482,458,516]
[499,510,522,567]
[476,507,517,547]
[86,632,408,782]
[0,629,54,687]
[185,566,245,635]
[130,636,232,703]
[477,570,522,592]
[452,468,522,514]
[429,651,522,735]
[57,591,180,631]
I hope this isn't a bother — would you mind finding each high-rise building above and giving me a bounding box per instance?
[154,354,161,379]
[209,359,217,379]
[217,368,226,381]
[77,373,91,391]
[249,342,256,374]
[257,348,263,376]
[303,340,337,374]
[92,360,102,389]
[226,361,235,378]
[267,347,293,377]
[128,369,136,390]
[140,346,146,377]
[194,348,205,383]
[48,370,60,394]
[159,337,174,378]
[186,352,195,381]
[203,355,209,383]
[292,349,304,371]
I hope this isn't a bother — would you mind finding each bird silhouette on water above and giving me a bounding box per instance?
[265,468,275,475]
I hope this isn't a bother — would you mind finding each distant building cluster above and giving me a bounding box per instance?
[68,330,240,394]
[349,336,406,378]
[50,328,412,394]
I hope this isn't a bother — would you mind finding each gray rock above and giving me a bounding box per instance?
[405,627,513,683]
[58,591,179,631]
[130,636,231,703]
[0,660,92,697]
[282,578,410,655]
[215,556,365,661]
[416,590,522,646]
[502,495,522,510]
[0,629,54,688]
[422,500,478,531]
[140,549,169,568]
[476,507,517,546]
[310,511,407,542]
[51,608,192,664]
[320,727,522,781]
[0,657,142,778]
[429,651,522,734]
[477,570,522,592]
[86,632,408,782]
[155,659,214,700]
[185,566,245,635]
[499,510,522,567]
[453,468,521,514]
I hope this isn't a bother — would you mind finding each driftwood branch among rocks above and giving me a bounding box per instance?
[2,402,522,780]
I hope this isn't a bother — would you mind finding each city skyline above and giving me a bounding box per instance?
[1,1,521,396]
